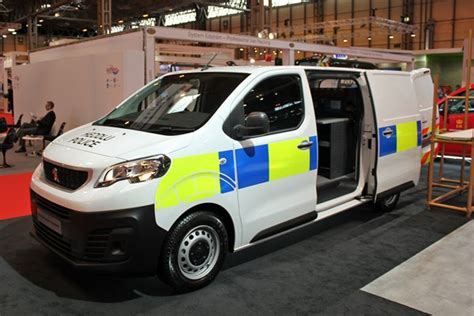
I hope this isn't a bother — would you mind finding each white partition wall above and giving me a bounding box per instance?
[13,50,144,130]
[29,31,144,64]
[12,29,146,131]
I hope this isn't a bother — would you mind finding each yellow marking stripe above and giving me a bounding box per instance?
[156,152,220,209]
[396,121,418,152]
[268,137,310,181]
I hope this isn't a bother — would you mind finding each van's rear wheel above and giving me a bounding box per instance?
[376,193,400,212]
[158,211,228,292]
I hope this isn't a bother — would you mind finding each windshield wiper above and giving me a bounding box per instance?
[101,119,129,128]
[146,125,196,134]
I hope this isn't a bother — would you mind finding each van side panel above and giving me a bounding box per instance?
[366,71,422,196]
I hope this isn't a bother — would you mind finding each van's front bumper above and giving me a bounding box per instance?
[30,190,167,276]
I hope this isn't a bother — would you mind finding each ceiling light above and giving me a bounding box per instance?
[249,58,255,64]
[343,38,348,43]
[368,36,372,41]
[143,14,149,18]
[54,12,60,17]
[12,31,16,35]
[389,34,394,39]
[2,35,6,38]
[82,28,87,32]
[268,33,274,40]
[39,19,44,23]
[239,48,244,51]
[118,20,124,24]
[410,32,416,38]
[7,28,15,32]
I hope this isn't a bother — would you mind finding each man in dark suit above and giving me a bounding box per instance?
[15,101,56,153]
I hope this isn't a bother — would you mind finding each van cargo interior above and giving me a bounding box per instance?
[309,77,364,203]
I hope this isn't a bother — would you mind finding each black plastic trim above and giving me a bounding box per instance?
[250,211,318,243]
[305,70,362,80]
[30,190,167,276]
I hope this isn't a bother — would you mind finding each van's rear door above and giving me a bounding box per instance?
[411,69,435,164]
[366,71,423,198]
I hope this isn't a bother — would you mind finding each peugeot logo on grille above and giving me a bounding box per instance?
[51,168,60,183]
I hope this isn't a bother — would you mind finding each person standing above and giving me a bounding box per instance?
[7,79,13,114]
[15,101,56,153]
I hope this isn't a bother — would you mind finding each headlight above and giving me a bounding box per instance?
[95,155,171,188]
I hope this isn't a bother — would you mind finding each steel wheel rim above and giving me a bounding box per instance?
[177,225,220,280]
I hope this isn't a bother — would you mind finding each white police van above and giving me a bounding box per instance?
[30,66,433,292]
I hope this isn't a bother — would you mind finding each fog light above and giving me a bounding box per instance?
[110,241,125,256]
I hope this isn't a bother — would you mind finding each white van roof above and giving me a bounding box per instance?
[197,65,410,76]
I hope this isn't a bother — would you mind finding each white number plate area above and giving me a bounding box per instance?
[37,208,62,235]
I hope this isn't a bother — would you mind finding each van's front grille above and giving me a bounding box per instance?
[43,160,89,190]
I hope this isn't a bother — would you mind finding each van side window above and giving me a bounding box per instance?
[242,75,304,134]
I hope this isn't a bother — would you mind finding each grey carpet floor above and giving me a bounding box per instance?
[0,163,470,315]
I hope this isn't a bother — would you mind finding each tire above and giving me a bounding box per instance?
[158,211,228,292]
[376,193,400,212]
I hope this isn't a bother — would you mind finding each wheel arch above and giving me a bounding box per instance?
[171,203,237,253]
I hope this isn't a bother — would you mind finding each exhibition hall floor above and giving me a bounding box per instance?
[0,152,472,315]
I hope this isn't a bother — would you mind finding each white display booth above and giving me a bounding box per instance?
[13,31,145,131]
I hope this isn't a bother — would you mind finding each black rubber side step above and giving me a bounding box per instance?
[250,211,318,243]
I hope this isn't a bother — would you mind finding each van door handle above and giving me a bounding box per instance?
[298,140,313,150]
[382,128,393,138]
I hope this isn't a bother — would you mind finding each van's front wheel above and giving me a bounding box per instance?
[376,193,400,212]
[158,211,228,292]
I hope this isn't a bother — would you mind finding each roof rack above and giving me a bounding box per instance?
[295,56,377,69]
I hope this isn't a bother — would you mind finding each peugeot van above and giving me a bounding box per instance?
[30,66,433,292]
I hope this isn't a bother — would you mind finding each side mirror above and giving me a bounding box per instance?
[234,111,270,139]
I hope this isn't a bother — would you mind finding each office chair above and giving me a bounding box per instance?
[15,114,23,128]
[0,117,6,133]
[43,122,66,148]
[0,128,16,168]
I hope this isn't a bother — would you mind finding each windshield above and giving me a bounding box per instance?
[439,90,474,114]
[94,72,248,135]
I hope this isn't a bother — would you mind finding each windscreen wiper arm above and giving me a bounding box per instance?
[147,125,196,133]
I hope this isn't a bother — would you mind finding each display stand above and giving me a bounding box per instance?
[427,30,474,217]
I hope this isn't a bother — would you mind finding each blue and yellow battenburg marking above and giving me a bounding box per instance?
[379,120,422,157]
[155,136,318,209]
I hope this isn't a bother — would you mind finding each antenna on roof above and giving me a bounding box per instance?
[201,53,218,71]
